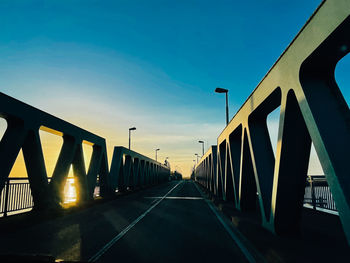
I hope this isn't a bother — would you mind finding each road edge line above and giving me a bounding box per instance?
[193,182,265,263]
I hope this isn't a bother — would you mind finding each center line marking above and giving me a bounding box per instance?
[88,181,182,262]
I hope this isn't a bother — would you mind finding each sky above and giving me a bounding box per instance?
[0,0,349,177]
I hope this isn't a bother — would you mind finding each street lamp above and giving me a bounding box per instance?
[128,127,136,149]
[198,140,204,156]
[155,148,160,161]
[195,153,199,164]
[215,87,229,125]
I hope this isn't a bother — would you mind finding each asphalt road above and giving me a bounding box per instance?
[0,180,252,262]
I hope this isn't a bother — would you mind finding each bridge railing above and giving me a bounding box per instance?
[194,146,217,195]
[0,92,170,214]
[195,156,338,213]
[0,177,103,217]
[0,92,110,209]
[304,175,337,212]
[0,178,32,217]
[197,0,350,246]
[109,146,170,192]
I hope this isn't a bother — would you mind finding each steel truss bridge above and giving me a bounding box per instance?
[0,0,349,262]
[195,0,350,247]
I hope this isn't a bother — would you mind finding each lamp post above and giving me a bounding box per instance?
[198,140,204,156]
[195,153,199,164]
[128,127,136,149]
[193,160,196,170]
[155,148,160,161]
[215,87,229,125]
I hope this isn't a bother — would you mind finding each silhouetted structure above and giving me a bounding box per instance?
[0,92,170,215]
[195,0,350,246]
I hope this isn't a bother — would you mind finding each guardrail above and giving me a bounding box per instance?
[0,176,104,217]
[0,92,170,215]
[304,176,337,211]
[0,178,32,217]
[196,0,350,246]
[0,177,102,217]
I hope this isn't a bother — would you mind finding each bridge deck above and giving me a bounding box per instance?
[0,181,254,262]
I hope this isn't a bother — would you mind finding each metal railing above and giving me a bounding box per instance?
[0,177,102,217]
[0,178,33,217]
[304,176,337,211]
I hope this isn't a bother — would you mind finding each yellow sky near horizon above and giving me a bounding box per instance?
[1,122,190,179]
[7,129,94,179]
[0,109,323,181]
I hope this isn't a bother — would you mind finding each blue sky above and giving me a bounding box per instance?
[0,0,348,176]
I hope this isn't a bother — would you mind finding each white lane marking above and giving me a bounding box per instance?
[88,181,182,262]
[144,196,203,200]
[149,198,159,205]
[193,182,258,263]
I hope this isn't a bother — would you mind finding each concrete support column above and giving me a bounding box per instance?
[49,135,77,205]
[22,130,51,210]
[0,120,27,190]
[72,143,88,204]
[238,130,257,211]
[270,91,311,235]
[86,145,102,200]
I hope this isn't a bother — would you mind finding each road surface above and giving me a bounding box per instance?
[0,181,254,262]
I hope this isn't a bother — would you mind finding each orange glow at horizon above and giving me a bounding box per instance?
[6,128,94,179]
[64,178,77,203]
[2,114,324,181]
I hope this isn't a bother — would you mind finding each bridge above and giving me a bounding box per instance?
[0,0,350,262]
